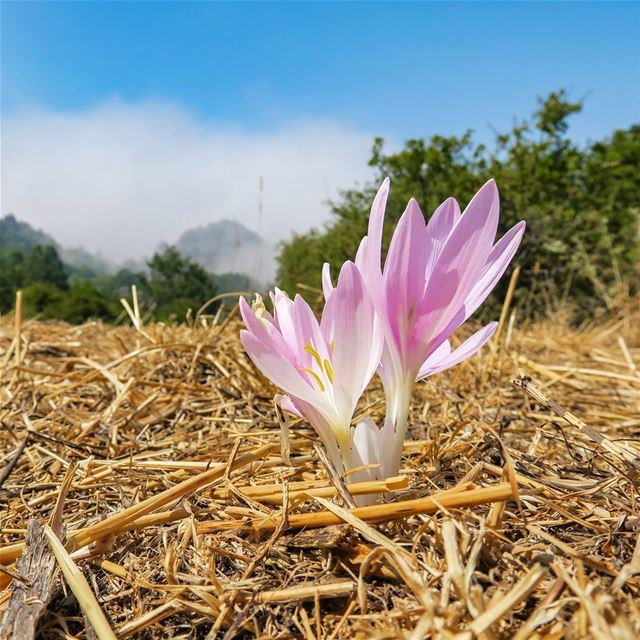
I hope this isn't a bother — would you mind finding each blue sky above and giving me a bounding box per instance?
[4,1,639,140]
[2,1,639,265]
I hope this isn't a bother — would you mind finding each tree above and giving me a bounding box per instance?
[95,267,144,299]
[213,272,257,294]
[23,245,68,290]
[142,246,218,320]
[277,91,640,318]
[0,248,25,311]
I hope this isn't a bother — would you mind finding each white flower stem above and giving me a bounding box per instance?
[382,377,414,478]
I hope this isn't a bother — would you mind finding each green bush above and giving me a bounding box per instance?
[277,91,640,318]
[21,282,64,317]
[21,281,116,322]
[48,282,117,323]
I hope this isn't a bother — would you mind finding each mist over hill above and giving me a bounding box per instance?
[1,214,273,286]
[0,214,113,274]
[171,219,276,285]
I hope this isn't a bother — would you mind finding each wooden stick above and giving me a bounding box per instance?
[0,437,28,491]
[68,443,273,551]
[255,475,408,505]
[117,601,180,638]
[495,264,520,348]
[0,520,59,640]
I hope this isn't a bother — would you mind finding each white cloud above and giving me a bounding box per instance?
[1,99,377,266]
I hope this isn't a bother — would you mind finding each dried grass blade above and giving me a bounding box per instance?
[198,483,514,533]
[254,581,355,604]
[513,373,640,468]
[43,525,117,640]
[468,563,547,636]
[69,443,272,550]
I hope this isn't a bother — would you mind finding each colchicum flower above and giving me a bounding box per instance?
[239,261,383,483]
[323,179,525,478]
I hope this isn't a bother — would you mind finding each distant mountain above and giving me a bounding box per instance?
[0,214,113,275]
[1,214,274,287]
[0,214,57,252]
[172,219,275,285]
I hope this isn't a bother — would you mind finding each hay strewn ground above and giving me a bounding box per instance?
[1,297,639,639]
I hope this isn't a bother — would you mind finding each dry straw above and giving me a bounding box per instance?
[0,291,639,638]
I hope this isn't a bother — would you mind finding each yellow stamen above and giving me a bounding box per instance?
[323,359,334,383]
[303,368,325,392]
[304,343,324,370]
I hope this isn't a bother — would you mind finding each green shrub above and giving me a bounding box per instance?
[21,282,64,317]
[48,282,117,323]
[21,281,116,322]
[277,91,640,318]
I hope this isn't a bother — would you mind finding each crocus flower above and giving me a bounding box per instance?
[239,261,383,483]
[323,179,525,478]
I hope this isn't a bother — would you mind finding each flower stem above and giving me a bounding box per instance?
[381,377,414,477]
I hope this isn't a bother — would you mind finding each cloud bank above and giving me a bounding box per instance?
[1,100,376,264]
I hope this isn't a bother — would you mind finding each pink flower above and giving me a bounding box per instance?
[239,261,383,481]
[324,179,525,477]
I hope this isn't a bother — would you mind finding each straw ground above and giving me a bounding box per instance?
[0,294,639,639]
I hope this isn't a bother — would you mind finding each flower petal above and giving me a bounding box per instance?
[239,296,270,336]
[352,418,379,460]
[276,394,302,418]
[321,261,383,421]
[424,196,461,280]
[356,180,389,312]
[240,330,325,408]
[424,220,526,348]
[321,262,334,301]
[292,293,331,368]
[463,221,526,319]
[366,178,390,275]
[270,288,298,351]
[415,180,500,351]
[414,338,451,381]
[383,198,428,355]
[290,395,344,469]
[351,417,382,481]
[417,322,498,380]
